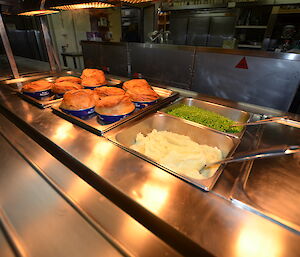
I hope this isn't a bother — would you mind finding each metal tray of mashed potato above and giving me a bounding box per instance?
[17,76,123,109]
[106,112,240,191]
[51,87,179,135]
[159,97,251,138]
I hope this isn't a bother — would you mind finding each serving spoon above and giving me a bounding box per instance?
[202,145,300,171]
[231,116,288,127]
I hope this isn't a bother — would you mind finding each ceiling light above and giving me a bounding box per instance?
[51,2,114,10]
[48,0,116,10]
[121,0,152,3]
[18,10,59,16]
[18,0,59,16]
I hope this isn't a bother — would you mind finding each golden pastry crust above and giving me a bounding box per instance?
[94,86,125,99]
[81,77,107,87]
[122,79,151,91]
[122,79,159,102]
[52,81,83,94]
[55,76,82,84]
[22,80,53,92]
[60,89,96,110]
[95,95,135,115]
[81,69,106,85]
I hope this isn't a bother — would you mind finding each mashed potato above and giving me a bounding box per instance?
[130,129,223,179]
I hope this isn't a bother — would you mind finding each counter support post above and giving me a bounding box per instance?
[0,13,19,79]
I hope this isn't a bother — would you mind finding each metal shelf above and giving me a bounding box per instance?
[235,25,267,29]
[238,44,262,49]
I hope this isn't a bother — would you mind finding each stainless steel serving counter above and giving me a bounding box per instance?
[0,111,182,257]
[1,74,300,256]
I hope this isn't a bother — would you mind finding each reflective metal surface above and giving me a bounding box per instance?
[0,130,125,257]
[231,122,300,234]
[81,41,300,111]
[0,113,182,257]
[1,80,300,256]
[107,112,239,191]
[0,226,16,257]
[191,51,300,111]
[82,42,128,76]
[129,43,194,89]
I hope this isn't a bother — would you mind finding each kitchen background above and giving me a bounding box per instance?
[0,0,300,72]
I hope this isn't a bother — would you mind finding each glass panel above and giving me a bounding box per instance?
[0,35,12,79]
[2,13,50,75]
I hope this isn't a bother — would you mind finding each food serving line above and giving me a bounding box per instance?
[0,71,300,256]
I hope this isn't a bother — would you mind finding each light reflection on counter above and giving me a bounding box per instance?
[236,220,282,257]
[84,140,115,172]
[65,176,91,201]
[52,122,74,142]
[132,169,170,214]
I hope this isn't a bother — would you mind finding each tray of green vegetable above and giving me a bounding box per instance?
[159,97,251,138]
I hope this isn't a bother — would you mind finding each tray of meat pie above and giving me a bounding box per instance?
[52,73,179,135]
[17,69,122,109]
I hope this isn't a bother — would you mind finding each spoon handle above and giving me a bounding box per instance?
[231,116,288,127]
[206,145,300,167]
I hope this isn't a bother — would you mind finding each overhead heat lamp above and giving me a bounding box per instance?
[47,0,115,10]
[18,0,59,16]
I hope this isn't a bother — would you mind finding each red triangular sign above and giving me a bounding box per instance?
[235,57,248,69]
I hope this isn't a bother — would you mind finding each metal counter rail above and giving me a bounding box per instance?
[0,126,126,257]
[0,113,182,257]
[0,225,16,257]
[0,84,300,256]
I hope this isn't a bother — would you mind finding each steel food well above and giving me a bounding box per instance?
[107,112,240,191]
[159,97,251,138]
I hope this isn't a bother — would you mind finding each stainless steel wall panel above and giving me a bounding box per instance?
[81,41,300,110]
[81,42,102,69]
[186,17,210,46]
[100,43,128,76]
[129,43,194,89]
[191,51,300,111]
[169,16,188,45]
[207,17,235,47]
[82,42,128,76]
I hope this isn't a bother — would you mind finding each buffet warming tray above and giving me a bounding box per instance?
[159,97,251,138]
[106,112,240,191]
[230,121,300,234]
[17,76,123,109]
[52,86,179,135]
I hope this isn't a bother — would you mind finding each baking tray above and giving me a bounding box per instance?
[52,86,179,135]
[159,97,251,138]
[106,112,240,191]
[17,76,123,109]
